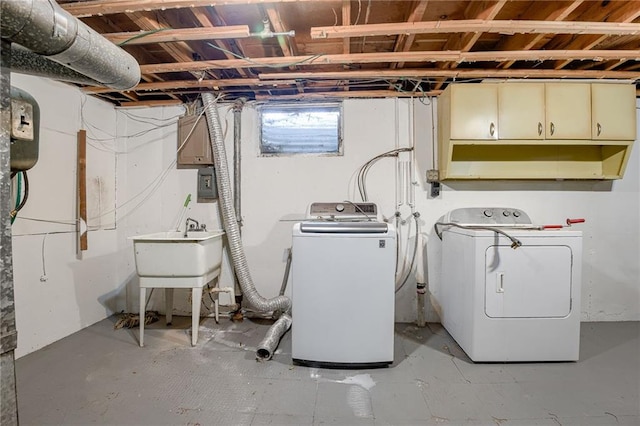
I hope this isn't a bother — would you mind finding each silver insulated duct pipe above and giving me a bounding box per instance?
[201,93,291,360]
[202,93,291,314]
[1,0,139,90]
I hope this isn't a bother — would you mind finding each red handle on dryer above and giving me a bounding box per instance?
[542,225,563,229]
[566,218,585,225]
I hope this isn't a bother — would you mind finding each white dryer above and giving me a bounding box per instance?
[291,202,396,368]
[438,207,582,362]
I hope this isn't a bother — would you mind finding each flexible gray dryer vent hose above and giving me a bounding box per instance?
[201,93,291,360]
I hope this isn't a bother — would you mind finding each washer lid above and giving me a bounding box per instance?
[299,221,388,234]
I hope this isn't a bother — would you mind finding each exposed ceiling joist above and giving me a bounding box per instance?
[84,78,298,94]
[139,50,640,74]
[254,90,440,101]
[117,99,185,108]
[103,26,251,45]
[60,0,640,104]
[257,68,640,81]
[62,0,319,17]
[311,19,640,39]
[497,0,585,69]
[552,1,640,69]
[391,0,430,70]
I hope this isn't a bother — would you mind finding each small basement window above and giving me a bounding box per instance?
[259,103,343,155]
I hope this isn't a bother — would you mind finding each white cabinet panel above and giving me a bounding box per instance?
[449,84,498,140]
[592,83,637,140]
[498,83,545,140]
[545,83,592,139]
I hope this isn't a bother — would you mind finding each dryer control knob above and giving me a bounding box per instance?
[513,211,521,218]
[335,203,345,212]
[502,210,511,217]
[483,209,493,217]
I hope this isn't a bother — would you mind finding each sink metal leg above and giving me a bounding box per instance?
[191,287,203,346]
[139,287,146,347]
[165,288,174,325]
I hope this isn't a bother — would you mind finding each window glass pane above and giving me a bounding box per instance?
[260,104,342,155]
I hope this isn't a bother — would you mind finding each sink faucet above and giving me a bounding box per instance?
[184,218,200,237]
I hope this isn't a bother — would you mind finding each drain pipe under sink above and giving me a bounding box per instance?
[201,93,291,360]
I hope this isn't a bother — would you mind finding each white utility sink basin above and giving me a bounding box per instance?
[130,230,226,347]
[130,230,225,278]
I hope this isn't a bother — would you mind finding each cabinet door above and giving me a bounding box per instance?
[450,84,498,140]
[498,83,545,140]
[592,84,637,140]
[545,83,592,139]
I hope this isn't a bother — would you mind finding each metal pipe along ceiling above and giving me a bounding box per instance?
[0,0,140,90]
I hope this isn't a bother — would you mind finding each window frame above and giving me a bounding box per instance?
[257,102,344,157]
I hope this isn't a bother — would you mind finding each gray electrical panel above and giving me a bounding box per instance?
[10,86,40,171]
[197,167,218,201]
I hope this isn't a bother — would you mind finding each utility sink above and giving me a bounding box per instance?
[129,230,226,347]
[130,231,225,278]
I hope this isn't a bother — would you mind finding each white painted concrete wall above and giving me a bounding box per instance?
[119,97,639,323]
[10,74,121,358]
[11,81,639,358]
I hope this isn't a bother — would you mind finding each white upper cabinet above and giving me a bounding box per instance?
[449,84,498,140]
[544,83,592,140]
[437,82,636,180]
[498,83,545,140]
[591,83,637,141]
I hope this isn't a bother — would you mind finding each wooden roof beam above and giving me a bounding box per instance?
[342,0,350,91]
[103,26,251,45]
[265,5,298,57]
[63,0,320,18]
[391,0,430,70]
[255,90,441,101]
[342,0,351,55]
[550,1,640,69]
[139,50,640,74]
[311,18,640,39]
[496,0,584,69]
[435,0,507,90]
[189,7,250,79]
[118,100,185,108]
[258,68,640,81]
[84,78,298,94]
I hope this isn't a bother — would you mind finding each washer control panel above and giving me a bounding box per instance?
[307,202,378,220]
[446,207,532,226]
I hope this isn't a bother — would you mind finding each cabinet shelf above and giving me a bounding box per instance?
[438,82,636,180]
[446,142,631,180]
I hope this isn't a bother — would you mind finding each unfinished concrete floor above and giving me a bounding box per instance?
[15,317,640,425]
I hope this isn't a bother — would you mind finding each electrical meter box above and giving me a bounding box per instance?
[177,113,213,165]
[10,86,40,171]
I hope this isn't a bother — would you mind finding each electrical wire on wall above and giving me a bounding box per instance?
[10,171,29,224]
[13,95,220,231]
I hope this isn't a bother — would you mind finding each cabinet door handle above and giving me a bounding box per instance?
[538,122,543,136]
[550,122,555,136]
[597,122,602,136]
[489,122,495,137]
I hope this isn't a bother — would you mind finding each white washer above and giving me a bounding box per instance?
[439,207,582,362]
[291,202,396,368]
